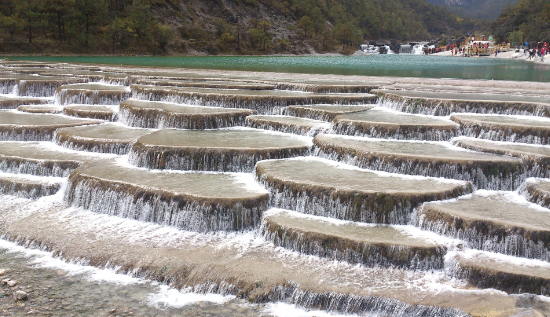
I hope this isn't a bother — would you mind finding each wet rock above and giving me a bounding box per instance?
[245,115,331,136]
[119,99,253,129]
[0,110,102,142]
[129,128,311,173]
[372,88,550,117]
[54,123,153,155]
[283,104,375,121]
[7,280,17,287]
[14,290,27,300]
[452,113,550,145]
[333,108,458,141]
[416,191,550,261]
[255,157,472,224]
[314,134,524,191]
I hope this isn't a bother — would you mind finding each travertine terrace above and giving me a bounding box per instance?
[1,59,550,316]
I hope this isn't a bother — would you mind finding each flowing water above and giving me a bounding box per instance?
[2,58,550,316]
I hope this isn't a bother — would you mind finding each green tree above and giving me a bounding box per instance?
[297,16,313,39]
[0,13,20,45]
[508,30,523,46]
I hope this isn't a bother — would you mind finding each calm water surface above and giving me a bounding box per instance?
[7,55,550,82]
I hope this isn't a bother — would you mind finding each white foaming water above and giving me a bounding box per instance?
[147,285,235,309]
[0,238,142,285]
[264,208,460,248]
[262,302,366,317]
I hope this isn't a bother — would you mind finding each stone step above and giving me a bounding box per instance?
[0,110,103,141]
[283,104,374,121]
[520,178,550,210]
[255,157,472,224]
[262,208,449,269]
[133,78,276,90]
[119,99,253,129]
[451,114,550,145]
[245,115,331,136]
[0,95,50,109]
[0,74,88,97]
[379,83,550,97]
[333,108,457,141]
[449,250,550,296]
[0,141,111,177]
[313,134,527,190]
[64,159,269,231]
[313,134,523,190]
[372,89,550,116]
[0,172,63,198]
[54,83,131,105]
[55,123,153,155]
[62,105,118,121]
[416,191,550,261]
[129,128,311,172]
[17,105,63,114]
[452,137,550,178]
[130,85,377,114]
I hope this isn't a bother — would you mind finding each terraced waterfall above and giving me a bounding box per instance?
[2,59,550,316]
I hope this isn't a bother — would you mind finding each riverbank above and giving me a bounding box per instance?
[432,49,550,65]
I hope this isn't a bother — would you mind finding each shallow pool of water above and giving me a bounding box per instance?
[6,55,550,82]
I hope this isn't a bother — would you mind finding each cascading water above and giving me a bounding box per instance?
[2,59,550,315]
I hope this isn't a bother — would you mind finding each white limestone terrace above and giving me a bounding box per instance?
[54,83,132,105]
[0,110,103,141]
[332,107,458,141]
[415,190,550,261]
[128,127,312,172]
[255,156,472,224]
[451,113,550,145]
[313,134,523,190]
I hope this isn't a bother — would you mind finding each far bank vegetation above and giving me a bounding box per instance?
[0,0,484,55]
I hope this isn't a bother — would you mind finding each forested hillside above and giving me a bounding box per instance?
[0,0,485,55]
[490,0,550,44]
[425,0,519,20]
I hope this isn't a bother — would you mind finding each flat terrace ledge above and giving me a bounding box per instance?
[283,104,375,121]
[451,114,550,145]
[0,95,51,109]
[55,123,153,155]
[130,85,378,114]
[416,191,550,261]
[17,105,63,114]
[0,172,63,199]
[372,89,550,117]
[64,160,269,231]
[520,178,550,210]
[0,75,89,97]
[0,141,109,177]
[255,157,472,224]
[119,99,253,129]
[450,250,550,296]
[313,134,523,191]
[55,83,131,105]
[0,110,103,141]
[62,105,118,121]
[262,209,447,270]
[245,115,331,136]
[333,108,458,141]
[132,78,277,90]
[129,128,312,173]
[452,137,550,178]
